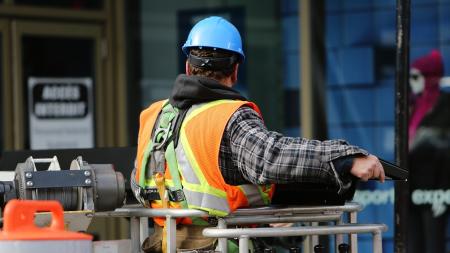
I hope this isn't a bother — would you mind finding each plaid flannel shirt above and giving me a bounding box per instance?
[219,106,368,190]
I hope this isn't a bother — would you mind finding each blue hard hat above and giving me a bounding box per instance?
[182,16,245,61]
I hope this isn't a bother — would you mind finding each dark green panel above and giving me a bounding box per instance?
[0,34,5,157]
[14,0,103,10]
[0,35,2,154]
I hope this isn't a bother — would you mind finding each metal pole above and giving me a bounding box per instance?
[394,0,410,252]
[311,222,320,250]
[373,231,383,253]
[336,217,344,252]
[166,215,177,253]
[303,222,312,253]
[299,0,327,140]
[349,211,358,253]
[300,0,313,138]
[239,236,250,253]
[139,217,149,245]
[130,216,141,253]
[218,218,228,253]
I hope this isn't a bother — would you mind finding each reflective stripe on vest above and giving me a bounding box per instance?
[239,184,266,206]
[175,100,270,216]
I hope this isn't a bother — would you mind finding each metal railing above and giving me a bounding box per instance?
[96,202,386,253]
[96,206,208,253]
[203,224,387,253]
[218,203,363,253]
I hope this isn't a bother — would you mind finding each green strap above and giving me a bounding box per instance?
[139,140,154,186]
[150,103,189,208]
[191,217,210,226]
[159,104,178,129]
[140,102,176,185]
[165,141,188,208]
[257,185,272,205]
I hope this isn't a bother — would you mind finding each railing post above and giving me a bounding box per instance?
[349,211,358,253]
[373,230,383,253]
[130,216,141,253]
[218,218,228,253]
[166,215,177,253]
[139,217,149,245]
[239,236,250,253]
[336,216,344,252]
[303,222,312,253]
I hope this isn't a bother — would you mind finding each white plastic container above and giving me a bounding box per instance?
[0,200,92,253]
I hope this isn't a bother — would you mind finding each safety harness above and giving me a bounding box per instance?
[137,101,188,253]
[135,100,274,253]
[139,101,224,252]
[138,101,187,206]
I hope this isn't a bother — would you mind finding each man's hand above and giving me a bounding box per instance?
[350,155,385,182]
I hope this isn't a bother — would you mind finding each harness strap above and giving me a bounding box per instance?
[165,141,187,206]
[146,103,189,204]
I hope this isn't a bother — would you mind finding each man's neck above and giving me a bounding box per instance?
[221,78,234,88]
[199,75,233,88]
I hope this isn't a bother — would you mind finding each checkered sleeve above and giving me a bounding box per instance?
[224,106,368,187]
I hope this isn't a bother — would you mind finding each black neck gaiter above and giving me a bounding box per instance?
[169,74,247,109]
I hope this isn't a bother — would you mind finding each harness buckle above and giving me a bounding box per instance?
[141,188,161,201]
[152,122,172,150]
[168,189,186,202]
[141,187,186,202]
[207,217,218,226]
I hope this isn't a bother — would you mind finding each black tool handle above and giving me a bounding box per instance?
[289,247,301,253]
[338,243,350,253]
[264,248,276,253]
[313,244,325,253]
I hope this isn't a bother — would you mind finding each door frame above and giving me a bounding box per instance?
[0,19,12,151]
[11,20,107,149]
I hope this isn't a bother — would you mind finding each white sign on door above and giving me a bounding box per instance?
[28,77,94,150]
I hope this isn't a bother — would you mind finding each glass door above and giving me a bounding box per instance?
[11,21,108,149]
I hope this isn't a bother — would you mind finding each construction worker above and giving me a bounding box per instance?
[131,16,385,253]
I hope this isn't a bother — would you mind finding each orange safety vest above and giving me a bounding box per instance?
[135,100,274,226]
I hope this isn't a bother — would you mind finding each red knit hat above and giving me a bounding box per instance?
[411,50,444,77]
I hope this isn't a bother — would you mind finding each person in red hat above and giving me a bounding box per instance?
[408,50,443,147]
[408,50,449,253]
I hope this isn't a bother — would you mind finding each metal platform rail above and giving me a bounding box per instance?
[219,203,363,253]
[96,206,209,253]
[95,202,384,253]
[203,224,388,253]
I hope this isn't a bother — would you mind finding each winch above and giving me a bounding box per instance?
[0,156,125,212]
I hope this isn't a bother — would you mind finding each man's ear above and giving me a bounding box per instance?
[185,60,191,75]
[231,63,239,84]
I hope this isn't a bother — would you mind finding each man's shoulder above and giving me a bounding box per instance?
[142,99,167,111]
[139,99,168,119]
[228,105,262,127]
[226,100,262,118]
